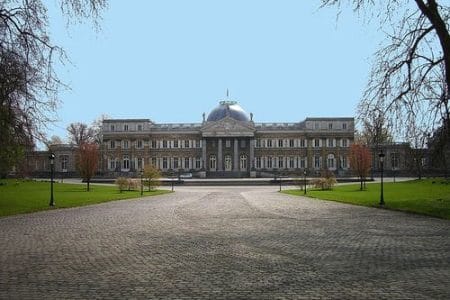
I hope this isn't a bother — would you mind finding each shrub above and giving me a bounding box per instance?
[127,178,138,191]
[115,177,128,193]
[311,171,337,190]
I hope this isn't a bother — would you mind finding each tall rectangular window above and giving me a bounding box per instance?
[300,157,306,168]
[289,157,295,169]
[267,156,273,169]
[173,157,179,169]
[314,156,321,169]
[267,139,272,148]
[184,140,190,148]
[300,139,306,148]
[278,139,283,148]
[226,140,231,148]
[256,157,261,169]
[289,139,294,147]
[328,139,334,147]
[137,140,143,149]
[110,125,115,131]
[342,123,347,130]
[123,140,129,149]
[278,156,284,168]
[137,124,143,131]
[174,140,179,148]
[196,157,201,169]
[185,157,190,169]
[110,140,115,149]
[314,139,320,148]
[195,140,200,148]
[124,124,129,131]
[162,157,168,169]
[60,155,68,171]
[163,140,168,148]
[342,139,348,147]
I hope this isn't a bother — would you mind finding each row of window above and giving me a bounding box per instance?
[254,155,348,170]
[109,124,144,132]
[255,138,349,148]
[108,156,203,171]
[108,122,349,132]
[107,154,349,172]
[314,122,348,130]
[108,139,203,150]
[107,138,350,150]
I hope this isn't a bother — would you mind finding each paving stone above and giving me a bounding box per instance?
[0,186,449,299]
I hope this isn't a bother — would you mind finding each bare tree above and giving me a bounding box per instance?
[67,122,94,145]
[321,0,450,144]
[0,0,107,174]
[90,114,110,145]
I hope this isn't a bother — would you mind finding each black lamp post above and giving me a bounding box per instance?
[379,151,385,206]
[140,169,144,196]
[49,153,55,206]
[304,169,307,195]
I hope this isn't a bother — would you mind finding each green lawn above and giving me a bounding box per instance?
[283,179,450,220]
[0,179,171,217]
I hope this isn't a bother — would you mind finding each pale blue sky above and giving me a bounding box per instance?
[46,0,382,142]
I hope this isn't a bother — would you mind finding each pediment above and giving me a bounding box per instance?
[201,117,255,137]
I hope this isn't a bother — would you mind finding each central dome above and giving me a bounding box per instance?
[207,101,250,122]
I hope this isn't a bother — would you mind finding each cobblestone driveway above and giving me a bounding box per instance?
[1,186,449,299]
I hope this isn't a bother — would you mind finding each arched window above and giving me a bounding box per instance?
[240,154,247,171]
[224,155,232,171]
[123,155,130,170]
[209,155,217,171]
[327,154,336,170]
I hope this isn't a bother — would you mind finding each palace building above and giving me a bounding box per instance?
[100,100,355,178]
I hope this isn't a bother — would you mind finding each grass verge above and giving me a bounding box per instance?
[0,179,171,217]
[282,179,450,220]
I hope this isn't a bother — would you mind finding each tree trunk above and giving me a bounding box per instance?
[360,176,363,190]
[87,179,90,191]
[415,0,450,105]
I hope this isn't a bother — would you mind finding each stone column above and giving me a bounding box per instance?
[202,139,206,170]
[250,138,256,178]
[249,138,255,169]
[233,138,239,171]
[217,138,223,171]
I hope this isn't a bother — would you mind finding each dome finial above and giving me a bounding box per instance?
[226,88,229,99]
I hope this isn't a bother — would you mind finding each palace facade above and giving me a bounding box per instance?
[100,100,355,178]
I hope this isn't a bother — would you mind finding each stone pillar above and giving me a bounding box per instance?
[202,138,206,170]
[233,138,239,171]
[250,138,256,177]
[217,138,223,171]
[250,138,255,169]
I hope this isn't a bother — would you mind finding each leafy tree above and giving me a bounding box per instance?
[0,0,107,174]
[321,0,450,147]
[143,165,161,191]
[349,143,372,190]
[75,142,99,191]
